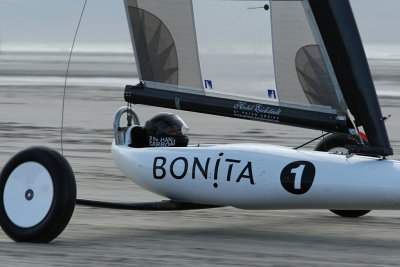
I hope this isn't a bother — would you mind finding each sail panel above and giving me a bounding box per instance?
[295,45,343,111]
[270,0,346,115]
[192,0,277,102]
[125,0,203,91]
[127,6,178,85]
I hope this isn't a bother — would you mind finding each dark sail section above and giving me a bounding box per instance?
[295,45,343,111]
[309,0,392,156]
[128,6,178,85]
[125,0,203,90]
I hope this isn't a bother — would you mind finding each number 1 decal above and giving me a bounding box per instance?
[280,161,315,195]
[291,164,306,190]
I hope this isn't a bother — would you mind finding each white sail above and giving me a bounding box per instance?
[125,0,346,115]
[270,0,346,114]
[193,0,276,102]
[125,0,203,91]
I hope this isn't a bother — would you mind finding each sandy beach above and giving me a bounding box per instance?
[1,49,400,266]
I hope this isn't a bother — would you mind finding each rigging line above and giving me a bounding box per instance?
[61,0,88,155]
[293,132,330,150]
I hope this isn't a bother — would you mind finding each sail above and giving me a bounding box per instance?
[125,0,203,90]
[124,0,392,156]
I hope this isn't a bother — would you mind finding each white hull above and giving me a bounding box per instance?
[112,142,400,210]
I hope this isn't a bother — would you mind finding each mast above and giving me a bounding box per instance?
[308,0,392,156]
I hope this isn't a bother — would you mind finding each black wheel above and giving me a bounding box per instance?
[315,133,356,154]
[315,134,371,218]
[330,210,371,218]
[0,147,76,242]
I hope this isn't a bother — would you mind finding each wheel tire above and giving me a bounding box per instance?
[330,210,371,218]
[315,134,371,218]
[0,147,76,242]
[315,134,356,154]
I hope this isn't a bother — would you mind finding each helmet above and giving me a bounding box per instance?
[144,113,189,147]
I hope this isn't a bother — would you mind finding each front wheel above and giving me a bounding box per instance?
[0,147,76,242]
[315,134,371,218]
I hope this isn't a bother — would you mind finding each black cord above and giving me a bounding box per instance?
[76,198,221,211]
[61,0,88,155]
[294,132,330,150]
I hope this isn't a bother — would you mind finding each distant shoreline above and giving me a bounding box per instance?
[2,41,400,60]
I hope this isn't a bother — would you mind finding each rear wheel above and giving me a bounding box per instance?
[0,147,76,242]
[315,134,371,218]
[330,210,370,218]
[314,134,355,155]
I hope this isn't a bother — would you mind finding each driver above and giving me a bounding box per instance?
[143,113,189,147]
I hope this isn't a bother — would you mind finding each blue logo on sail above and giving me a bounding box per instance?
[205,80,213,89]
[268,89,277,99]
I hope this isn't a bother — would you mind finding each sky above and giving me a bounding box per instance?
[0,0,399,45]
[0,0,130,43]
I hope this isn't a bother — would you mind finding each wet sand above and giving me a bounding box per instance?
[1,53,400,265]
[2,208,400,266]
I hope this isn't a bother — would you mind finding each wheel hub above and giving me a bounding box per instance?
[3,162,54,228]
[25,189,34,201]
